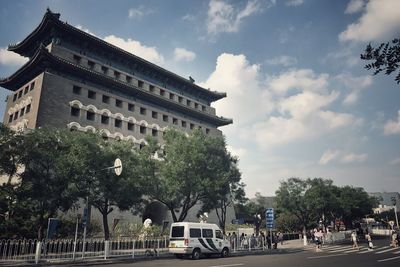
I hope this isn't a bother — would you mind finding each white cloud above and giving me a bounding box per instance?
[76,25,97,36]
[206,0,265,35]
[336,73,373,105]
[341,153,368,163]
[0,48,28,66]
[173,48,196,62]
[384,110,400,135]
[128,6,154,20]
[267,69,329,95]
[182,14,195,22]
[345,0,365,14]
[339,0,400,42]
[103,35,164,65]
[266,55,297,67]
[278,25,295,44]
[319,150,340,165]
[285,0,304,6]
[389,158,400,165]
[227,145,248,159]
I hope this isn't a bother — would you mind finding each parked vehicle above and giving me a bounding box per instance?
[168,222,230,259]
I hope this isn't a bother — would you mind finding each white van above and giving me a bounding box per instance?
[168,222,230,259]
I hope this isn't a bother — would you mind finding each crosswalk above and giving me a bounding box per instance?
[298,243,400,263]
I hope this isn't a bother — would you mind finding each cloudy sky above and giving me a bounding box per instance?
[1,0,399,197]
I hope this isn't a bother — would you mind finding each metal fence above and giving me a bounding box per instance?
[0,237,170,264]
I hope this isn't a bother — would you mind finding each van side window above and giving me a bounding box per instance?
[190,228,201,238]
[202,229,213,238]
[215,230,223,239]
[171,226,184,237]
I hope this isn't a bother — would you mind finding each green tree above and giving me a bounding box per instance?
[361,38,400,83]
[275,178,317,237]
[63,132,147,240]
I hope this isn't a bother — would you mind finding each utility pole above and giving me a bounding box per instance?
[391,196,399,229]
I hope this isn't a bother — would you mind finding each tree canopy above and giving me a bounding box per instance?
[361,38,400,84]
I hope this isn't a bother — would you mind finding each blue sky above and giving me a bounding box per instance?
[1,0,399,197]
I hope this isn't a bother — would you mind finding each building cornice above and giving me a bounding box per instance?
[8,8,226,102]
[0,46,233,127]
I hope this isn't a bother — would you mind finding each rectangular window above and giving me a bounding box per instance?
[86,111,95,121]
[13,112,18,120]
[24,86,29,95]
[171,226,184,238]
[169,93,174,100]
[73,54,81,64]
[102,95,110,104]
[140,125,146,134]
[126,76,132,83]
[128,122,134,131]
[13,94,17,102]
[163,114,168,122]
[190,123,195,130]
[187,100,191,106]
[115,119,122,128]
[190,228,202,238]
[101,115,109,124]
[88,90,96,99]
[18,90,23,99]
[115,99,123,108]
[138,80,144,88]
[30,82,35,91]
[152,128,158,137]
[215,230,223,239]
[8,114,13,123]
[195,103,199,109]
[202,105,206,112]
[178,96,183,103]
[73,85,82,95]
[140,107,146,115]
[202,229,213,238]
[149,85,155,92]
[181,121,187,128]
[206,128,210,134]
[128,103,134,112]
[71,107,80,117]
[20,107,25,117]
[160,89,165,96]
[114,71,120,79]
[87,60,95,70]
[26,104,31,113]
[173,118,178,125]
[152,111,158,119]
[101,66,108,74]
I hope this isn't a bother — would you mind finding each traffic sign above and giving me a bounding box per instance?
[265,208,274,229]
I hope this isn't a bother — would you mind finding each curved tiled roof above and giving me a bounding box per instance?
[8,9,226,102]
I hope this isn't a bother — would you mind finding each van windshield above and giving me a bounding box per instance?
[171,226,184,237]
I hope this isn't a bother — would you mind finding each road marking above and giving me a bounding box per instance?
[344,247,367,253]
[358,249,374,254]
[375,247,399,254]
[393,250,400,254]
[209,264,244,267]
[377,255,400,262]
[307,253,347,259]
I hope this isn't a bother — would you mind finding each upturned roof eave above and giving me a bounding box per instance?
[7,9,227,102]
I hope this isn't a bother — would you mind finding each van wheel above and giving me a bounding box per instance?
[192,248,201,260]
[221,248,229,258]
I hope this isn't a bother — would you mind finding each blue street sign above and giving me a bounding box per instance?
[265,208,274,229]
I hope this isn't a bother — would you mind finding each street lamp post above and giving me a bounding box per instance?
[391,197,399,229]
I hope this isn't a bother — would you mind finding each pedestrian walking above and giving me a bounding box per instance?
[391,231,398,247]
[315,229,323,252]
[351,231,359,250]
[365,232,373,250]
[278,232,284,245]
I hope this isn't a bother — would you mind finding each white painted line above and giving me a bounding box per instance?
[344,248,367,254]
[375,247,399,254]
[209,264,244,267]
[358,249,374,254]
[393,250,400,254]
[307,253,347,259]
[327,248,355,253]
[377,255,400,262]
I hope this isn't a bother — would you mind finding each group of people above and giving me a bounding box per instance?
[227,231,284,250]
[391,230,400,247]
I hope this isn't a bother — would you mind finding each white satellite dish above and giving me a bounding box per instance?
[114,158,122,176]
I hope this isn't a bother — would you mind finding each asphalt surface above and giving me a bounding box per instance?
[57,238,399,267]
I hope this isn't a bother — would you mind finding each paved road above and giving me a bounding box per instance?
[50,239,400,267]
